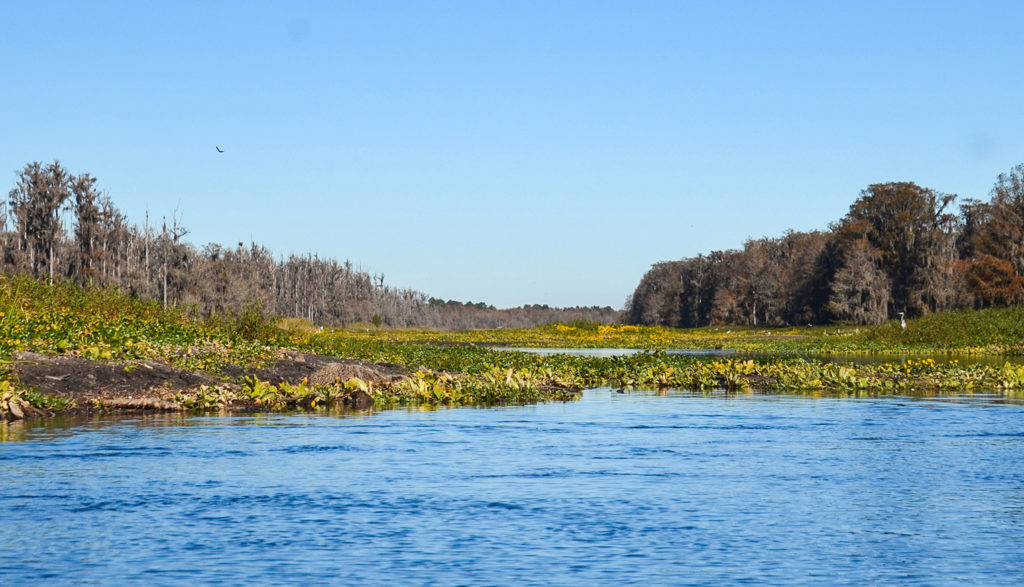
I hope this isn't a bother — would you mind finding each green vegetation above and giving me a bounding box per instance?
[0,274,283,367]
[2,275,1024,420]
[849,306,1024,353]
[301,309,1024,356]
[298,340,1024,399]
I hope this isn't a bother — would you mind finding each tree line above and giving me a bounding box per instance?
[3,161,620,329]
[627,164,1024,327]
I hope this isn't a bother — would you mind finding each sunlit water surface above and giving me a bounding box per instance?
[3,390,1023,585]
[494,346,1024,366]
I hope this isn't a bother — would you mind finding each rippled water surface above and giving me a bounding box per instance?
[3,390,1024,585]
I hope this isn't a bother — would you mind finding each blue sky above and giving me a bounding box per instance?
[3,1,1023,309]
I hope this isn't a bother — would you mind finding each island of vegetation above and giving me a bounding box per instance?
[2,161,1024,423]
[2,274,1024,424]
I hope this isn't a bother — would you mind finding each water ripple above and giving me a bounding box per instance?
[2,393,1023,585]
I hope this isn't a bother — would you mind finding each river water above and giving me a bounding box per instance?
[3,389,1023,585]
[494,346,1024,366]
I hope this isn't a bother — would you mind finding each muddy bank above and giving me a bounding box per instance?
[5,350,409,420]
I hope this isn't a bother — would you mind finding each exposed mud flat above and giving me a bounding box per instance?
[6,350,408,420]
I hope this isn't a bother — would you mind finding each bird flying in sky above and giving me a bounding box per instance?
[215,146,224,153]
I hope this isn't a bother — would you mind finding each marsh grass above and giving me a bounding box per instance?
[4,275,1024,417]
[850,307,1024,353]
[0,274,284,360]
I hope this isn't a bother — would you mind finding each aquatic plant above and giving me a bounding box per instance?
[242,375,288,409]
[0,380,69,419]
[173,384,234,411]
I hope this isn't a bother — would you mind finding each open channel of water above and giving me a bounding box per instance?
[495,346,1024,366]
[2,389,1023,585]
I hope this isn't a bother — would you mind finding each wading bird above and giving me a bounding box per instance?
[898,311,906,329]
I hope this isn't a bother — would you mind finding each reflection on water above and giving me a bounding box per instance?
[495,345,1024,366]
[493,346,736,357]
[3,391,1024,585]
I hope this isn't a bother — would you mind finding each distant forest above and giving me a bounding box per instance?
[2,161,620,329]
[627,163,1024,327]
